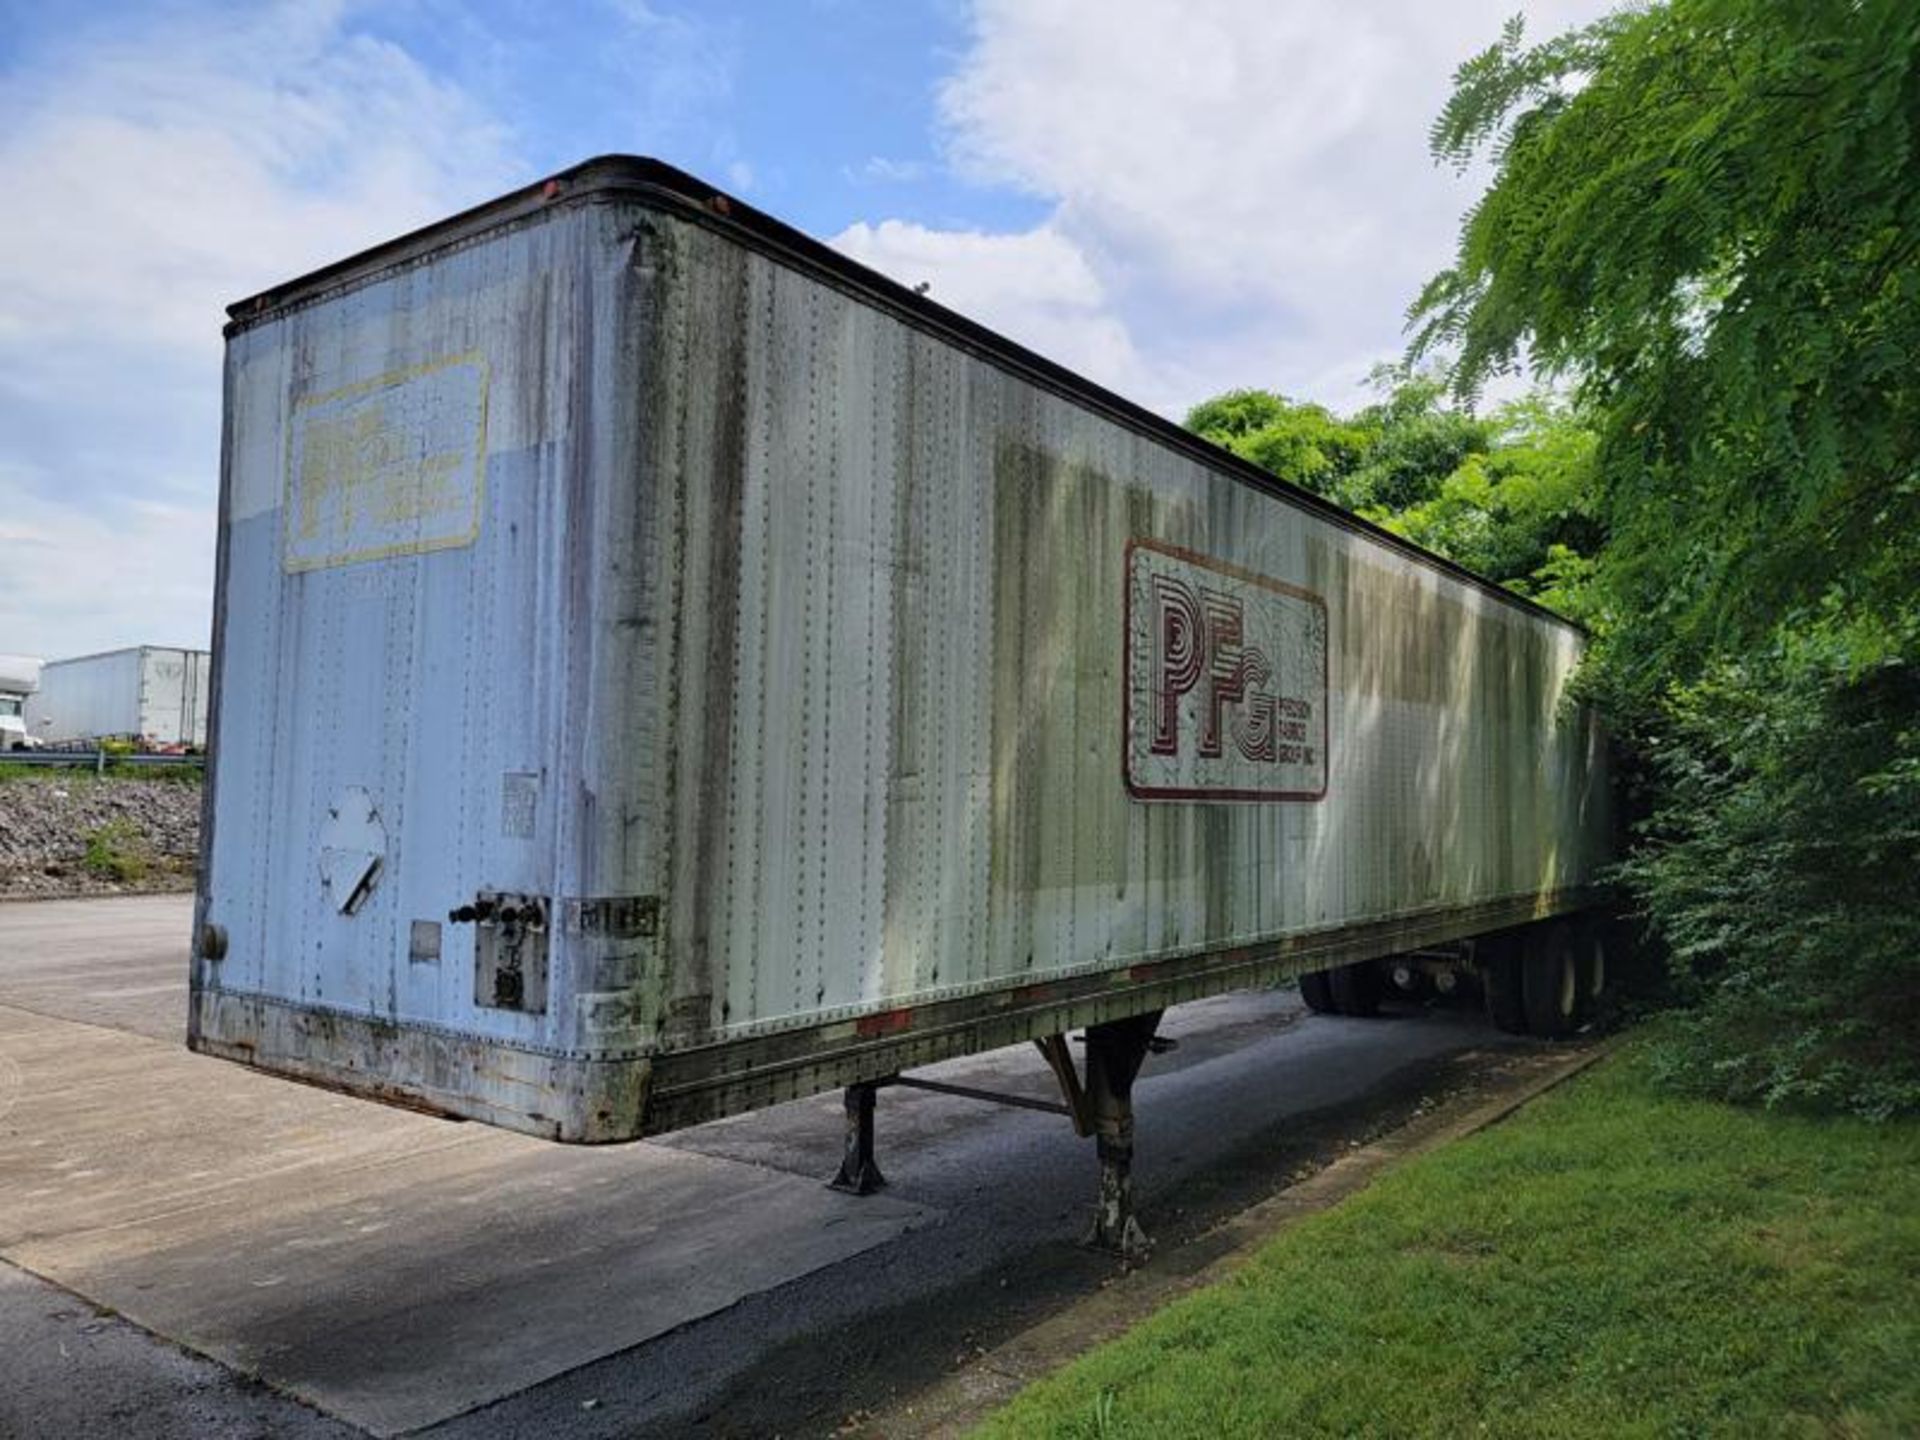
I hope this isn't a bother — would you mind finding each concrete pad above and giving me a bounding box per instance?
[17,1088,926,1435]
[0,1015,487,1246]
[0,1260,357,1440]
[0,898,932,1436]
[0,894,194,1041]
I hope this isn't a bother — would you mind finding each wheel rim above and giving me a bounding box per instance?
[1589,938,1606,999]
[1557,952,1577,1018]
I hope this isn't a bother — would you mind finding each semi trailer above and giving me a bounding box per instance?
[190,157,1612,1252]
[25,645,210,749]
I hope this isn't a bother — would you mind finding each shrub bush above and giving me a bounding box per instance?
[82,818,152,883]
[1622,627,1920,1118]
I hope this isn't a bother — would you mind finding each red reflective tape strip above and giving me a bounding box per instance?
[856,1007,914,1037]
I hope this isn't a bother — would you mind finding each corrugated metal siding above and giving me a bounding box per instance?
[196,186,1610,1133]
[204,203,640,1055]
[25,649,144,743]
[641,209,1608,1048]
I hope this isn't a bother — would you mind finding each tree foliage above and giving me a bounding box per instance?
[1343,372,1492,515]
[1411,0,1920,1114]
[1635,628,1920,1117]
[1368,388,1603,621]
[1413,0,1920,697]
[1184,389,1371,503]
[1185,373,1602,615]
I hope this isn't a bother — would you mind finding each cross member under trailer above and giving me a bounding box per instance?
[832,1015,1171,1261]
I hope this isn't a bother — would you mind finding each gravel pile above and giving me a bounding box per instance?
[0,774,202,899]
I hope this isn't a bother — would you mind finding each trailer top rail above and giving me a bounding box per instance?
[226,154,1576,635]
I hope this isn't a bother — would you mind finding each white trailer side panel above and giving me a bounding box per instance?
[26,648,143,744]
[642,211,1606,1046]
[26,647,210,745]
[192,160,1610,1140]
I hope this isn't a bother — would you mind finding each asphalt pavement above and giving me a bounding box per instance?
[0,895,1528,1438]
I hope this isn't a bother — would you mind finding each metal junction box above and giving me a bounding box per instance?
[190,158,1612,1140]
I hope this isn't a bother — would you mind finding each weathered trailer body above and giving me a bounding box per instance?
[191,158,1611,1146]
[27,646,210,748]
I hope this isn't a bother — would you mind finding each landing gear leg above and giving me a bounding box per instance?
[829,1080,888,1194]
[1081,1011,1163,1261]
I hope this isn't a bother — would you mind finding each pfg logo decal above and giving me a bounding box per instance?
[1124,539,1329,801]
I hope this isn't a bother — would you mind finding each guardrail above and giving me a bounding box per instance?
[2,751,205,772]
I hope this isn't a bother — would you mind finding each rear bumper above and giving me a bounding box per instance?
[188,988,652,1142]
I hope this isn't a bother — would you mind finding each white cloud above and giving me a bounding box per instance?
[854,156,930,184]
[0,488,215,656]
[844,0,1615,415]
[602,0,743,152]
[0,4,516,355]
[0,0,520,658]
[832,219,1151,394]
[0,0,1613,660]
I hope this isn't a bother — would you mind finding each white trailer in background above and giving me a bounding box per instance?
[192,158,1613,1252]
[26,646,210,749]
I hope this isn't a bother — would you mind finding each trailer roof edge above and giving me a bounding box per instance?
[223,155,1586,636]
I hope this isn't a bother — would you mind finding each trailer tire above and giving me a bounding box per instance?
[1580,924,1608,1006]
[1480,940,1529,1034]
[1328,962,1383,1018]
[1522,921,1581,1038]
[1298,969,1338,1014]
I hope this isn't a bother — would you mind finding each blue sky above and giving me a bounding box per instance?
[297,0,1053,236]
[0,0,1611,658]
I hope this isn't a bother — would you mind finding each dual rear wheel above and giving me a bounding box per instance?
[1483,919,1610,1038]
[1300,917,1609,1035]
[1297,961,1382,1018]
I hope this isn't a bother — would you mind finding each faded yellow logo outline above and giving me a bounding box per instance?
[281,352,490,573]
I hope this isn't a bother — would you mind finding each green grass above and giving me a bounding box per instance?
[0,761,201,784]
[82,818,151,881]
[976,1041,1920,1439]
